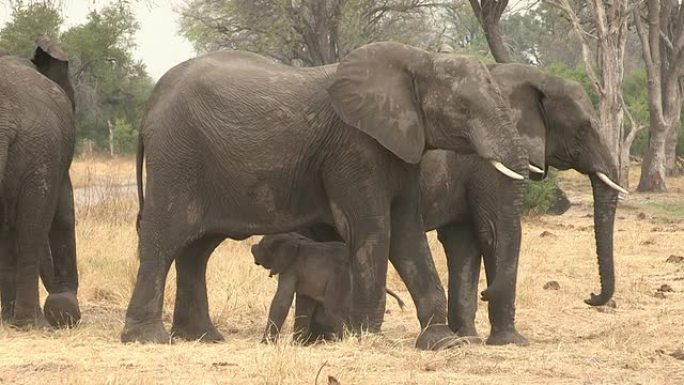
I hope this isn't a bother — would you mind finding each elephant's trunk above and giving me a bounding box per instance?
[584,173,618,306]
[480,139,527,303]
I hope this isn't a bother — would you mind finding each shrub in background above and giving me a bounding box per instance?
[524,169,560,215]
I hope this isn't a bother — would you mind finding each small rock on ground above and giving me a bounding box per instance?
[543,281,561,290]
[657,284,674,292]
[666,255,684,263]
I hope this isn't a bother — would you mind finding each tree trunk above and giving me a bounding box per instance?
[638,122,669,192]
[108,119,114,158]
[483,19,512,63]
[596,48,624,178]
[665,116,681,176]
[469,0,512,63]
[619,140,631,188]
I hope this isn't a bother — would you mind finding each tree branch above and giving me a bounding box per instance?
[544,0,603,95]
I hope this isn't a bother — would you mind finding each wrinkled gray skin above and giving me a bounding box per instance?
[122,42,524,349]
[252,233,405,344]
[0,39,80,328]
[284,63,620,346]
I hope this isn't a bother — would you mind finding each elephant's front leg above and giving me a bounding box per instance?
[346,221,391,333]
[326,200,391,333]
[481,243,528,346]
[388,200,459,350]
[44,177,81,328]
[437,224,481,339]
[171,236,224,342]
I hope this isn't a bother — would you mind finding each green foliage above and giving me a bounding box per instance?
[179,0,439,66]
[524,170,559,215]
[60,4,153,150]
[0,2,153,154]
[0,1,62,57]
[111,118,138,153]
[622,68,650,155]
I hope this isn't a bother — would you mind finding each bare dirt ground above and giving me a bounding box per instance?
[1,158,683,385]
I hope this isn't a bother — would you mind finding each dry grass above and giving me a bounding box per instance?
[1,160,683,385]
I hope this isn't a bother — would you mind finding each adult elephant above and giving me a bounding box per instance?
[0,38,80,328]
[122,42,527,349]
[440,64,627,343]
[430,63,624,344]
[295,62,625,346]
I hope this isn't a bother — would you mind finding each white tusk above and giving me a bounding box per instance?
[596,172,629,195]
[529,164,544,174]
[490,161,525,180]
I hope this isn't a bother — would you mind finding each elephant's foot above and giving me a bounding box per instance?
[415,324,474,350]
[10,308,48,329]
[121,320,170,344]
[486,328,529,346]
[453,324,479,339]
[44,292,80,328]
[1,305,14,323]
[171,322,224,343]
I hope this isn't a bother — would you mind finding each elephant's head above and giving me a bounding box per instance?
[252,234,301,277]
[490,63,625,306]
[328,42,525,180]
[31,36,75,110]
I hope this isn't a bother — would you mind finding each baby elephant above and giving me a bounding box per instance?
[252,233,405,344]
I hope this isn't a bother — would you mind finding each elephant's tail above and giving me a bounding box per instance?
[135,135,144,234]
[386,288,406,311]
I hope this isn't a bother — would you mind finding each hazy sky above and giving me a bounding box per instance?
[0,0,197,79]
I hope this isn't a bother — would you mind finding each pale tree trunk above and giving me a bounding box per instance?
[635,0,684,192]
[620,107,644,189]
[545,0,628,184]
[665,109,681,176]
[108,119,114,158]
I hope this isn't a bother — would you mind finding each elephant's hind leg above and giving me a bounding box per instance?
[122,223,180,343]
[171,235,224,342]
[44,177,80,328]
[12,195,52,328]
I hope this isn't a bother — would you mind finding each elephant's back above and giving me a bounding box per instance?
[0,56,74,146]
[148,50,335,112]
[140,50,338,158]
[0,56,73,128]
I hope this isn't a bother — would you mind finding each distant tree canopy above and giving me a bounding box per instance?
[0,1,153,154]
[178,0,445,66]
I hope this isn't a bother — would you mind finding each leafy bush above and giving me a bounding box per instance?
[112,118,138,154]
[524,169,560,215]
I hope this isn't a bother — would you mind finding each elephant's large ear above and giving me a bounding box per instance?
[491,64,547,176]
[328,42,432,164]
[32,36,75,110]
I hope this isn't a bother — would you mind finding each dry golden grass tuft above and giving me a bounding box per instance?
[1,161,683,384]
